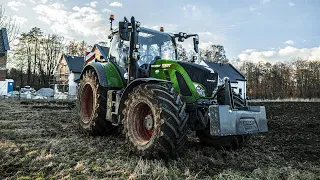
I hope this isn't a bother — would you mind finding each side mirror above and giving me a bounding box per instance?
[119,21,130,41]
[193,37,199,53]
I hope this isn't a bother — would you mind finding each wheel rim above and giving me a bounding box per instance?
[132,102,154,145]
[81,84,94,123]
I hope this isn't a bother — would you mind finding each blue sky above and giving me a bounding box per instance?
[3,0,320,63]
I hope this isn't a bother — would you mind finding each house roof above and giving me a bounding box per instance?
[0,28,10,54]
[63,55,84,73]
[94,44,109,60]
[204,61,246,83]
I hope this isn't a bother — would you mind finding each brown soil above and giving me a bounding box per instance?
[0,100,319,179]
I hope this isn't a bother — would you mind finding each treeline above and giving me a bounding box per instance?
[178,45,320,99]
[7,27,91,89]
[178,44,229,63]
[7,27,320,99]
[240,58,320,99]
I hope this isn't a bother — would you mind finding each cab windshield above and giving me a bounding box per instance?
[137,28,176,65]
[109,27,176,69]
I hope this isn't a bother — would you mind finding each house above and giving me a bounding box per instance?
[54,55,84,96]
[54,44,109,97]
[90,44,109,61]
[204,61,247,99]
[76,44,109,82]
[0,28,9,81]
[0,28,14,96]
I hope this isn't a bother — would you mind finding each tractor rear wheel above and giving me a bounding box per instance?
[196,87,250,149]
[77,69,115,135]
[123,83,188,156]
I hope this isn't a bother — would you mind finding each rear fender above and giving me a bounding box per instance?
[80,63,108,87]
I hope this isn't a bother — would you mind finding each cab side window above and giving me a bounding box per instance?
[110,35,129,69]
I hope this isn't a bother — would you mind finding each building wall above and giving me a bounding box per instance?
[231,81,246,99]
[55,56,69,84]
[68,72,80,96]
[0,52,7,81]
[94,47,103,61]
[0,79,14,96]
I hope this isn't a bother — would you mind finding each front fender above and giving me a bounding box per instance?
[80,62,124,88]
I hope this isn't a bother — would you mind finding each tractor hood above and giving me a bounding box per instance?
[177,61,218,96]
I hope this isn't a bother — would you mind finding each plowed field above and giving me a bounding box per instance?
[0,100,319,179]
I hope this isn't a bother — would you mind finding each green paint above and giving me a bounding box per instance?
[101,62,125,88]
[150,59,211,104]
[97,59,214,104]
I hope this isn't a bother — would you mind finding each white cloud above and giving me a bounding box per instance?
[183,4,196,11]
[7,1,26,11]
[33,3,110,38]
[198,32,213,36]
[199,41,213,50]
[40,0,47,3]
[109,1,123,7]
[261,0,271,4]
[289,2,295,6]
[144,24,179,32]
[284,40,295,45]
[37,16,51,24]
[12,15,28,25]
[243,49,256,53]
[28,0,36,4]
[102,8,112,12]
[238,46,320,63]
[87,1,98,8]
[249,6,257,11]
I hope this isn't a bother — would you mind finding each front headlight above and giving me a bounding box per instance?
[194,84,206,97]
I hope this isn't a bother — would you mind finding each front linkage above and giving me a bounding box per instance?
[209,77,268,137]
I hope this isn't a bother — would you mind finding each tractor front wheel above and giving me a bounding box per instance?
[123,83,188,156]
[77,69,115,135]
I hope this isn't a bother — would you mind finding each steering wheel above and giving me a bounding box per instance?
[140,54,154,64]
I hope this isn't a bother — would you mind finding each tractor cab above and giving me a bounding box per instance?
[108,27,178,80]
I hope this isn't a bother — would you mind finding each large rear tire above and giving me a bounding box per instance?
[196,87,250,149]
[123,83,188,156]
[77,69,115,135]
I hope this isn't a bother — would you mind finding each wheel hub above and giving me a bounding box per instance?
[81,83,94,123]
[144,114,154,131]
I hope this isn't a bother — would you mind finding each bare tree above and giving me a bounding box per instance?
[0,5,19,43]
[16,32,33,85]
[177,44,188,61]
[66,40,90,56]
[200,45,229,63]
[40,34,64,86]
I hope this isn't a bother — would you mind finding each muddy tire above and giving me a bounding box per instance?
[77,69,115,135]
[123,83,188,156]
[196,87,250,149]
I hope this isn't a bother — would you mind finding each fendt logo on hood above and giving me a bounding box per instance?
[207,79,216,83]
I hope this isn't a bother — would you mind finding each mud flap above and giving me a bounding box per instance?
[209,105,268,136]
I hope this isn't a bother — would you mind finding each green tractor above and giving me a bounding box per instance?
[77,16,268,156]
